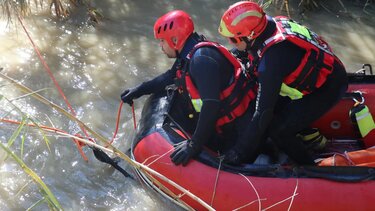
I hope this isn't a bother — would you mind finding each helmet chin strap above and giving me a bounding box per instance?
[244,37,256,51]
[175,50,180,58]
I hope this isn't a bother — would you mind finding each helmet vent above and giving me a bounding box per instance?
[169,21,174,29]
[157,26,161,34]
[163,23,168,31]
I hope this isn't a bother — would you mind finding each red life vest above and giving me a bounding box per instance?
[175,41,257,132]
[256,16,341,95]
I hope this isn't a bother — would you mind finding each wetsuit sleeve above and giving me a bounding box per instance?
[188,47,231,147]
[133,61,178,95]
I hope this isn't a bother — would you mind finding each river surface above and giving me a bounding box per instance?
[0,1,374,210]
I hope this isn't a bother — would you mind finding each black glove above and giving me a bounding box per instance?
[223,148,244,165]
[170,140,202,166]
[121,88,141,106]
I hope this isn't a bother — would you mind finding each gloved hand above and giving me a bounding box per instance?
[121,88,141,106]
[170,140,202,166]
[223,148,243,165]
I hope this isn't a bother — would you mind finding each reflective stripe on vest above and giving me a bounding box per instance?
[191,99,203,112]
[257,16,337,97]
[280,83,303,100]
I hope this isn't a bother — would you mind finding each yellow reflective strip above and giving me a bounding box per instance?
[356,112,370,121]
[191,99,203,112]
[232,11,263,26]
[288,21,312,40]
[355,106,375,137]
[279,83,303,100]
[218,19,235,37]
[301,131,320,141]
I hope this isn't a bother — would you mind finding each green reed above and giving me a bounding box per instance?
[0,87,60,210]
[0,141,62,210]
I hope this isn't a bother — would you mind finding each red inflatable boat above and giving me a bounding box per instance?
[131,65,375,211]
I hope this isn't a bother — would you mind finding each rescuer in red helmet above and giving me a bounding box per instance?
[218,1,348,165]
[121,10,258,166]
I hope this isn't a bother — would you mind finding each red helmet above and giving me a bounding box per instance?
[154,10,194,50]
[218,1,267,40]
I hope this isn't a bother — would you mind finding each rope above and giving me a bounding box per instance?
[132,103,137,130]
[1,118,90,150]
[106,101,137,146]
[17,15,91,161]
[0,117,133,178]
[1,118,66,134]
[16,13,139,167]
[107,101,123,145]
[332,151,356,166]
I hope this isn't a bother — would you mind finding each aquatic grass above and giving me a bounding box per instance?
[0,142,62,210]
[0,86,60,209]
[2,115,26,162]
[1,93,52,152]
[27,198,48,211]
[20,121,29,158]
[6,116,26,149]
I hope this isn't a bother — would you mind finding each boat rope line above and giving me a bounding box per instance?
[17,15,90,161]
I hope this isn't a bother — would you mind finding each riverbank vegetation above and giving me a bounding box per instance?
[0,0,103,25]
[1,0,373,22]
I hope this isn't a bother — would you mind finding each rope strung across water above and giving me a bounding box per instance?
[17,15,90,160]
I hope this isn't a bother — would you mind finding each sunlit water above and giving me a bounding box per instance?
[0,1,374,210]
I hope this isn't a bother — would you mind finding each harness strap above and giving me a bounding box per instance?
[289,49,317,89]
[299,50,324,92]
[219,75,255,120]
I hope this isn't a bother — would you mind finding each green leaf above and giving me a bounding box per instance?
[0,142,62,210]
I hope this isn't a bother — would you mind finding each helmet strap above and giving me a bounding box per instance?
[244,37,256,50]
[175,50,181,58]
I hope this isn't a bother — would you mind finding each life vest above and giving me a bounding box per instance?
[256,16,340,98]
[175,41,257,132]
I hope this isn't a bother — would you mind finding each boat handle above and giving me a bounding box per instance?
[355,64,373,75]
[352,91,365,105]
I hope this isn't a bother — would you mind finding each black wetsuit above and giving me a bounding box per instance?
[232,16,348,165]
[131,33,253,152]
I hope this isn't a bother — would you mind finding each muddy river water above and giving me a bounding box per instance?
[0,1,374,210]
